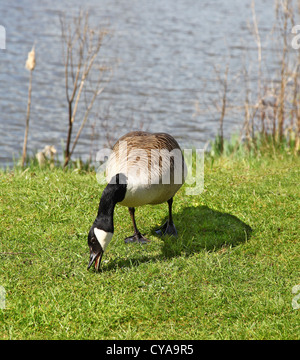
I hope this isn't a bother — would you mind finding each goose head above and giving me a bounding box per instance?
[87,226,113,271]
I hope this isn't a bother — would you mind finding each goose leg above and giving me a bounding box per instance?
[155,198,178,237]
[124,207,150,244]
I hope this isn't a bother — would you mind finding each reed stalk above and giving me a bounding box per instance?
[21,46,35,167]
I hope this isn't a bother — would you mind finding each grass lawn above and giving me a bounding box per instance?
[0,153,299,339]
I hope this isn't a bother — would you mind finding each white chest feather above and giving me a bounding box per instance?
[119,182,181,207]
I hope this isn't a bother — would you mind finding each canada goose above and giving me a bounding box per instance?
[87,131,186,271]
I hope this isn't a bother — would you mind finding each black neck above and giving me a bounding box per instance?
[94,174,127,233]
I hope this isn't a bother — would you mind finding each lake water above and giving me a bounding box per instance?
[0,0,294,166]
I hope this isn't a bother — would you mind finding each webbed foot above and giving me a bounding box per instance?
[155,221,178,237]
[124,232,150,244]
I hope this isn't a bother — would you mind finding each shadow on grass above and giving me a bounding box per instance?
[101,205,252,272]
[161,205,252,258]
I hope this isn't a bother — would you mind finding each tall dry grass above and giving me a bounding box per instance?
[210,0,300,155]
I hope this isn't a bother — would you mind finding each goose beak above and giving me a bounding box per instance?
[87,249,103,271]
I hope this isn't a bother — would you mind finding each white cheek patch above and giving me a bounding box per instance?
[94,228,113,251]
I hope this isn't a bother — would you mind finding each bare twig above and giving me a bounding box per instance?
[60,11,109,167]
[251,0,262,99]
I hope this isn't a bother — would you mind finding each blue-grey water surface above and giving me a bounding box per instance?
[0,0,292,166]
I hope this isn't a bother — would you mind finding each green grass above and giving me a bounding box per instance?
[0,153,299,339]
